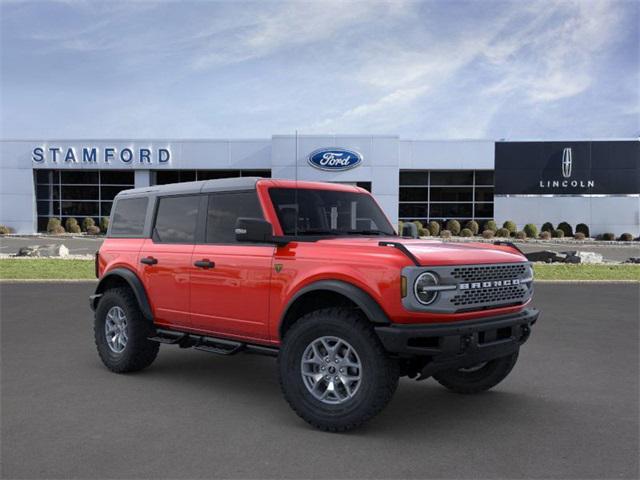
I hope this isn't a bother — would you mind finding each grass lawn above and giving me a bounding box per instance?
[0,259,638,281]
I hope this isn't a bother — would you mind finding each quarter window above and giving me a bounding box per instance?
[206,192,264,244]
[153,195,200,243]
[110,198,148,237]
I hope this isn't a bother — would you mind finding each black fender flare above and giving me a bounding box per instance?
[91,268,154,321]
[280,280,391,335]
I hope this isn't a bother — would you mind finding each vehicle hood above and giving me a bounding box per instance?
[314,237,527,266]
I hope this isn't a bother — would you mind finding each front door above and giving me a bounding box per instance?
[190,191,274,341]
[138,194,201,329]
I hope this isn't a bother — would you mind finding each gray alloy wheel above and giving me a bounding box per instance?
[300,336,362,405]
[104,306,128,353]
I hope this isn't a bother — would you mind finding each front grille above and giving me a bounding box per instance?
[451,263,528,283]
[451,284,527,307]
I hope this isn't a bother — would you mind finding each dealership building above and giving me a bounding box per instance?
[0,136,638,236]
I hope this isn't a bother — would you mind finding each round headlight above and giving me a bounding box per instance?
[414,272,439,305]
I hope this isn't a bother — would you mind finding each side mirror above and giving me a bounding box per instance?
[235,218,275,243]
[401,222,419,238]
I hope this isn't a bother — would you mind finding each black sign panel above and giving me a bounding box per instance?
[495,141,640,195]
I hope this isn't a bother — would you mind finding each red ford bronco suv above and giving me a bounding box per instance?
[91,178,538,431]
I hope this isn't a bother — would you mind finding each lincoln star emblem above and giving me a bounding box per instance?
[561,147,572,178]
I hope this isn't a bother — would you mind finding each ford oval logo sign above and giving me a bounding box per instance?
[308,148,362,171]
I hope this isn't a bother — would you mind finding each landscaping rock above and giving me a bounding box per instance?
[525,250,566,263]
[624,257,640,264]
[563,251,604,264]
[16,244,69,258]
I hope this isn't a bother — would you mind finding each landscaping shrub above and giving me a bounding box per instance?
[65,217,81,234]
[86,225,101,235]
[575,223,590,238]
[574,232,586,240]
[440,229,452,239]
[552,229,565,238]
[99,217,109,233]
[515,231,527,240]
[523,223,538,238]
[481,229,495,239]
[539,231,551,240]
[82,217,96,232]
[541,222,554,233]
[599,232,615,241]
[557,221,573,237]
[50,225,65,235]
[46,218,62,234]
[464,220,479,235]
[427,220,441,236]
[618,233,633,241]
[0,224,13,234]
[484,220,497,232]
[445,219,461,235]
[495,228,510,238]
[460,228,473,237]
[502,220,517,235]
[397,220,403,234]
[412,220,427,237]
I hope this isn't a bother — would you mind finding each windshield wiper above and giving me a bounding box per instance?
[345,230,392,236]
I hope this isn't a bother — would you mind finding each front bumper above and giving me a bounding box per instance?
[375,308,539,377]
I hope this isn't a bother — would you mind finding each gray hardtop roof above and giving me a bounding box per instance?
[116,177,261,199]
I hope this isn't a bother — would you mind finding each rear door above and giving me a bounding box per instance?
[138,194,202,329]
[190,190,274,341]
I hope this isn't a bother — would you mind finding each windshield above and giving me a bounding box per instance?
[269,187,396,236]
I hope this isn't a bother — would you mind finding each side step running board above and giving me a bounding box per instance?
[148,328,278,357]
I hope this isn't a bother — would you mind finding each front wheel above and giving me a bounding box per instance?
[278,308,399,432]
[433,350,519,394]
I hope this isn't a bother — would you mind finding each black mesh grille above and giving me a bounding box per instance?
[451,264,527,283]
[451,285,527,307]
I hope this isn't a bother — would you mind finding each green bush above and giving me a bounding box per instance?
[100,217,109,233]
[464,220,479,235]
[502,220,517,235]
[539,231,551,240]
[574,232,586,240]
[428,220,441,236]
[0,224,12,234]
[599,232,615,241]
[618,233,633,241]
[552,229,565,238]
[445,219,461,235]
[86,225,101,235]
[397,220,403,235]
[523,223,538,238]
[460,228,473,237]
[515,231,527,240]
[46,218,61,233]
[481,229,495,239]
[82,217,96,232]
[440,229,452,239]
[412,220,427,237]
[50,225,65,235]
[484,220,497,232]
[575,223,590,238]
[541,222,554,233]
[495,228,510,238]
[557,221,573,237]
[65,217,81,234]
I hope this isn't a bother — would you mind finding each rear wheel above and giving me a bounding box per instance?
[433,350,519,394]
[278,308,399,432]
[94,287,159,373]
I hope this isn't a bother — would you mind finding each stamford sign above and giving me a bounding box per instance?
[32,146,171,165]
[308,147,362,171]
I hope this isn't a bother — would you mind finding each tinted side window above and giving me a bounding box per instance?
[109,197,148,237]
[206,191,263,244]
[153,195,200,243]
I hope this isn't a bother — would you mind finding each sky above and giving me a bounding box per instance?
[1,0,638,140]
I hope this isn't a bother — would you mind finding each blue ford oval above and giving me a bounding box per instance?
[307,148,362,171]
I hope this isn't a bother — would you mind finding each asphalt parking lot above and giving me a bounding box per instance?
[1,282,638,479]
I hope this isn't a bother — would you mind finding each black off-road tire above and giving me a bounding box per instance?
[433,350,519,394]
[94,287,159,373]
[278,308,399,432]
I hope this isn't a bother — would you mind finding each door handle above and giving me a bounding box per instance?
[140,256,158,266]
[194,259,215,269]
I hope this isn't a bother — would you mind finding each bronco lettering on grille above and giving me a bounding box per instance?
[458,279,521,290]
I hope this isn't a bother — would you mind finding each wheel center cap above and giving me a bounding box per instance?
[328,366,336,374]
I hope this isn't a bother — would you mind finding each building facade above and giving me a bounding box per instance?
[1,136,638,236]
